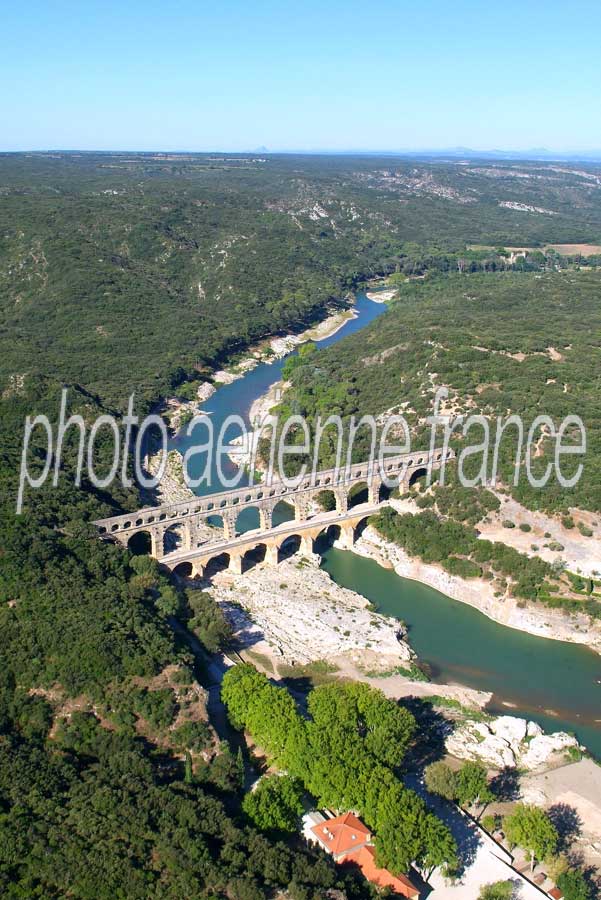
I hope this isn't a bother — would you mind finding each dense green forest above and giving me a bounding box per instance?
[2,152,601,406]
[0,385,379,897]
[2,152,601,896]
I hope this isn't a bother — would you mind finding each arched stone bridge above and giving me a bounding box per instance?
[95,447,453,574]
[160,504,382,579]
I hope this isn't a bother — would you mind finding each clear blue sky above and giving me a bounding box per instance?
[2,0,600,152]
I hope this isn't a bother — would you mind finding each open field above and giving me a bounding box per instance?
[546,242,601,256]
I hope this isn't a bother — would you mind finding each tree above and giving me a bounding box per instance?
[222,665,456,879]
[242,775,304,833]
[479,882,514,900]
[373,782,457,878]
[420,814,458,880]
[374,785,431,874]
[557,869,592,900]
[504,804,558,872]
[424,761,458,801]
[307,681,415,769]
[455,761,494,817]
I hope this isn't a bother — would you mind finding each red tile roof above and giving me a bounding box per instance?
[310,812,371,857]
[344,845,419,898]
[548,890,563,900]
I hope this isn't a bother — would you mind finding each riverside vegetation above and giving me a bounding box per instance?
[3,152,601,896]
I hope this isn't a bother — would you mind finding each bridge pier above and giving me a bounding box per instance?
[191,559,205,579]
[368,479,381,506]
[149,525,164,559]
[293,496,310,522]
[338,524,355,550]
[300,534,314,555]
[265,544,279,566]
[334,489,348,514]
[222,510,237,541]
[259,505,273,530]
[184,520,200,550]
[228,553,243,575]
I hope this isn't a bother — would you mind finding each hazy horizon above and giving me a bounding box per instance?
[3,0,600,154]
[5,147,601,160]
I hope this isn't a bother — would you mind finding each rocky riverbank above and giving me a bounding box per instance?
[365,287,397,302]
[206,551,491,708]
[208,551,413,667]
[207,358,601,656]
[353,523,601,654]
[204,550,583,768]
[145,304,357,501]
[213,303,356,386]
[224,379,286,474]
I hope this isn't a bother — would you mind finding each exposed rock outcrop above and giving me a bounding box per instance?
[446,714,581,770]
[354,525,601,654]
[208,552,414,669]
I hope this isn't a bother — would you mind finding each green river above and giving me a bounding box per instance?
[322,547,601,757]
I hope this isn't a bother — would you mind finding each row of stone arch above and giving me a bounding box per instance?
[126,468,429,557]
[127,497,298,555]
[100,462,431,542]
[168,518,370,581]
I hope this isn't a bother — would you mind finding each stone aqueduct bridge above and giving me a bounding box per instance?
[95,448,453,577]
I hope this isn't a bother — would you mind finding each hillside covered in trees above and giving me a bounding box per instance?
[277,269,601,515]
[2,152,601,896]
[2,152,601,406]
[0,380,381,898]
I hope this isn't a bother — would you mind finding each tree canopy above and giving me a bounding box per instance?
[222,665,457,877]
[504,804,558,869]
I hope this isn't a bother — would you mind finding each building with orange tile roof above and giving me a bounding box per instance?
[309,812,420,897]
[344,844,420,899]
[309,812,371,860]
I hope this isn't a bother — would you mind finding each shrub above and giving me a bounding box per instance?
[171,720,212,752]
[316,490,336,512]
[442,557,482,578]
[424,761,458,801]
[478,883,514,900]
[481,814,500,834]
[133,688,177,731]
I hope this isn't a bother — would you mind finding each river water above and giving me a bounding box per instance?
[174,290,601,757]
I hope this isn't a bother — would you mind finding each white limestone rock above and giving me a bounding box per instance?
[526,721,544,739]
[446,721,517,769]
[493,715,528,745]
[208,553,415,667]
[446,714,581,771]
[521,732,579,769]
